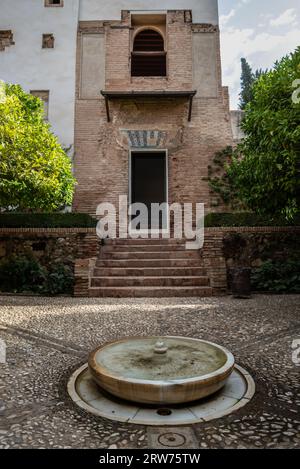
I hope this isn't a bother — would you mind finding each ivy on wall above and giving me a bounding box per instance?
[203,146,245,210]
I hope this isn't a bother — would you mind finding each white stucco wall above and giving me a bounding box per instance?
[230,110,245,142]
[0,0,79,148]
[79,0,219,24]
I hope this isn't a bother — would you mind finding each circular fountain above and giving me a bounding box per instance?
[68,336,255,426]
[88,336,235,405]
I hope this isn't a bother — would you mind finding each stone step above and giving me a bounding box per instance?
[105,238,186,246]
[88,286,213,298]
[102,244,188,252]
[96,259,202,268]
[93,266,207,277]
[91,276,210,287]
[99,250,201,260]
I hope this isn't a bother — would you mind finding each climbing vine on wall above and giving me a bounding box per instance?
[203,146,245,210]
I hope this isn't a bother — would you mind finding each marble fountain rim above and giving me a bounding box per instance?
[88,336,235,386]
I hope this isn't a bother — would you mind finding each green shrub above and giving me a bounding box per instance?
[0,255,47,293]
[0,255,74,295]
[205,212,300,227]
[0,83,75,211]
[251,260,300,293]
[0,213,97,228]
[0,83,75,212]
[46,263,74,295]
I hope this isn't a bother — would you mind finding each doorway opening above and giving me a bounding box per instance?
[129,150,168,233]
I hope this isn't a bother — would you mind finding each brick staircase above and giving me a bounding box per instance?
[89,238,213,297]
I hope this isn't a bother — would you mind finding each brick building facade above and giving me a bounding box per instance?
[72,7,235,221]
[0,1,237,223]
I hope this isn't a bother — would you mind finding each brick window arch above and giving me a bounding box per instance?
[131,29,166,77]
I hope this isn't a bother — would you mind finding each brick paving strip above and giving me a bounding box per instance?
[0,322,87,358]
[238,322,300,351]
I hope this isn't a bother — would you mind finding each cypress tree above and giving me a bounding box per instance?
[239,58,255,109]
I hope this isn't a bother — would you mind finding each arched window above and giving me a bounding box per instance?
[131,29,166,77]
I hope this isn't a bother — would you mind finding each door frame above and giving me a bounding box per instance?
[128,148,169,236]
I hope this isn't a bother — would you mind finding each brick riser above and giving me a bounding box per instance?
[91,276,210,287]
[93,267,207,277]
[100,250,200,260]
[88,286,213,298]
[105,239,189,245]
[89,239,212,297]
[96,259,203,268]
[102,244,188,252]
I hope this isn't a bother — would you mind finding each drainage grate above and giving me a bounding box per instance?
[148,427,198,449]
[157,408,172,416]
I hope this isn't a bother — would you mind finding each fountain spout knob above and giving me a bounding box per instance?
[154,341,168,354]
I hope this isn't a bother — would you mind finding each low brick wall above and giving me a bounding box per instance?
[74,257,97,297]
[204,226,300,293]
[203,229,227,294]
[0,228,99,296]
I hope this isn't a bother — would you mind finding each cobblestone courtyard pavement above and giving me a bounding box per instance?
[0,294,299,449]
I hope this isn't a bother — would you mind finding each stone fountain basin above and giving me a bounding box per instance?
[88,336,235,405]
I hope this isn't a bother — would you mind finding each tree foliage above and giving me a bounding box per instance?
[0,83,75,211]
[239,58,254,110]
[229,48,300,220]
[239,58,266,109]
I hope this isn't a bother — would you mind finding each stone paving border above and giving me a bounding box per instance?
[67,363,255,426]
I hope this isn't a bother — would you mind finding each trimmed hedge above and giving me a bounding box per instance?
[204,212,300,228]
[0,213,97,228]
[0,212,299,229]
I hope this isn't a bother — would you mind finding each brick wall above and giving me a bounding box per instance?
[204,227,300,294]
[0,228,99,297]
